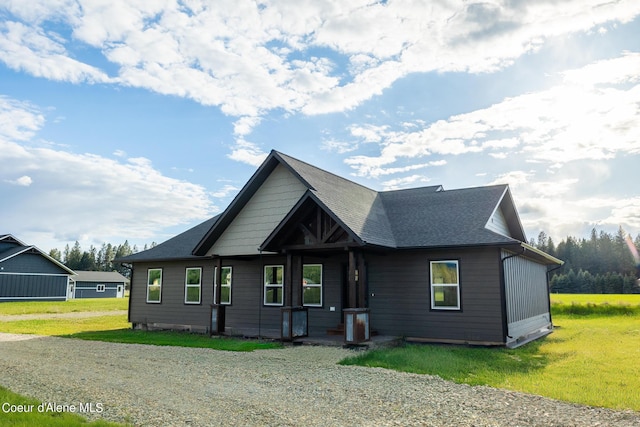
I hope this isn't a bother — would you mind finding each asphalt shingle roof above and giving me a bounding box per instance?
[119,151,523,262]
[380,185,518,248]
[72,271,130,283]
[117,215,219,262]
[276,152,397,247]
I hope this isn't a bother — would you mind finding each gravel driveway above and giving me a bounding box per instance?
[0,333,638,426]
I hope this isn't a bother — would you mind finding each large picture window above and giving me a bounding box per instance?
[302,264,322,307]
[264,265,284,306]
[430,260,460,310]
[185,267,202,304]
[215,266,232,305]
[146,268,162,303]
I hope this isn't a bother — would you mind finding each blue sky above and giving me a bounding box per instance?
[1,0,639,253]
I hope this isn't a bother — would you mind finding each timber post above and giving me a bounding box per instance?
[344,249,370,344]
[210,257,225,335]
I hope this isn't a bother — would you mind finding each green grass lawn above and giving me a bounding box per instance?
[0,298,281,352]
[341,294,640,412]
[65,329,282,351]
[0,316,131,336]
[550,293,640,305]
[0,298,128,315]
[0,386,127,427]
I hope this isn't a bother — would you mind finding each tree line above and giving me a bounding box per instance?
[530,228,640,294]
[47,227,640,293]
[48,241,156,278]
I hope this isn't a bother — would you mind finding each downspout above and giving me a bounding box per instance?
[546,263,564,328]
[500,247,526,343]
[119,263,133,325]
[258,249,263,339]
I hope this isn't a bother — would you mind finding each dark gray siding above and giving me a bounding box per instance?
[367,247,505,344]
[129,248,506,343]
[0,274,68,301]
[74,281,120,298]
[0,241,20,253]
[129,254,345,336]
[225,259,275,336]
[129,260,214,332]
[2,252,69,275]
[305,255,343,335]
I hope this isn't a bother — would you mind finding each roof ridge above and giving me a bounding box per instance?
[274,150,378,195]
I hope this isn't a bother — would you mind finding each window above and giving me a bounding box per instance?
[214,266,232,305]
[264,265,284,306]
[430,260,460,310]
[147,268,162,303]
[185,267,202,304]
[302,264,322,307]
[96,284,105,292]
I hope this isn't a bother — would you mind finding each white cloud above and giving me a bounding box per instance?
[343,52,640,177]
[606,197,640,230]
[5,175,33,186]
[0,21,110,83]
[227,139,268,167]
[2,0,639,130]
[233,116,263,137]
[321,139,358,154]
[489,171,534,187]
[211,184,240,198]
[0,95,215,247]
[0,96,45,141]
[381,174,430,191]
[348,124,389,143]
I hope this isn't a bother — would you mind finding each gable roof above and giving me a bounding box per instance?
[120,150,540,262]
[380,184,521,248]
[275,152,398,248]
[0,234,28,246]
[0,235,76,275]
[72,271,130,283]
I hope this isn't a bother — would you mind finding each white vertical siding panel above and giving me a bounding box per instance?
[503,250,549,324]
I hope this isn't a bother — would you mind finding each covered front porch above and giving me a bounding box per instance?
[211,198,376,345]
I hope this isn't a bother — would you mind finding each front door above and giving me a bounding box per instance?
[116,285,124,298]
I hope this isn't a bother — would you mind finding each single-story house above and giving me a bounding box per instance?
[118,150,562,347]
[0,234,75,301]
[71,271,128,299]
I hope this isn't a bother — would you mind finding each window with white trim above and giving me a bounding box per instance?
[302,264,322,307]
[214,266,232,305]
[264,265,283,306]
[96,284,105,292]
[146,268,162,303]
[185,267,202,304]
[430,260,460,310]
